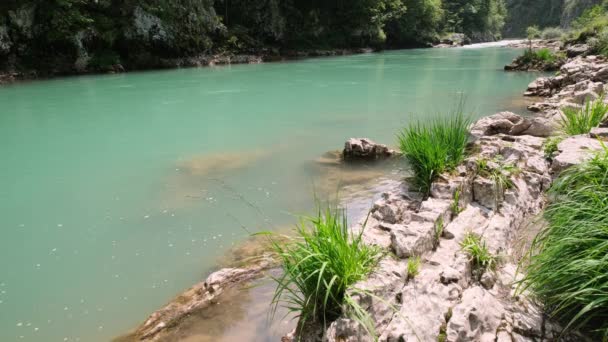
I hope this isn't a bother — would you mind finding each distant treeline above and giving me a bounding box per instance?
[0,0,601,74]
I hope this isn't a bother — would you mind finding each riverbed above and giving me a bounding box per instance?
[0,46,540,341]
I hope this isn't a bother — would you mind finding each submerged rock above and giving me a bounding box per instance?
[343,138,400,161]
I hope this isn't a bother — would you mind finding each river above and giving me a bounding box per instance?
[0,46,540,342]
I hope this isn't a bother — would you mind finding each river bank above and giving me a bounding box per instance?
[0,39,533,86]
[121,47,608,341]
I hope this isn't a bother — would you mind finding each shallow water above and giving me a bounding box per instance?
[0,47,540,341]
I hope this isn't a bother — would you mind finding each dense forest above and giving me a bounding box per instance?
[0,0,601,76]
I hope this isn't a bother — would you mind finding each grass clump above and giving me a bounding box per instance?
[397,110,470,195]
[406,256,421,281]
[519,145,608,338]
[476,156,519,210]
[520,48,563,65]
[543,136,564,160]
[451,188,462,217]
[561,96,608,135]
[266,205,382,336]
[460,232,498,273]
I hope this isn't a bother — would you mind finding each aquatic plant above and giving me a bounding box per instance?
[520,145,608,338]
[460,232,497,272]
[397,109,470,195]
[265,205,382,336]
[561,96,608,135]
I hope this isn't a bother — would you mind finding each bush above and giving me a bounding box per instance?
[561,96,608,135]
[541,27,565,40]
[397,109,470,195]
[526,25,542,40]
[520,146,608,338]
[266,206,382,334]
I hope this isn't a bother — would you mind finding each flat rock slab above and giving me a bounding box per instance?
[551,135,605,172]
[590,127,608,139]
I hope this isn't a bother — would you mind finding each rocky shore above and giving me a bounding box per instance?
[122,49,608,342]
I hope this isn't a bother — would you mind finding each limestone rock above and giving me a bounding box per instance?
[590,127,608,139]
[551,135,605,172]
[567,44,590,58]
[447,286,504,342]
[471,112,555,138]
[390,222,435,258]
[343,138,399,161]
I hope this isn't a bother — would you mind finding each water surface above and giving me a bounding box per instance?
[0,47,538,341]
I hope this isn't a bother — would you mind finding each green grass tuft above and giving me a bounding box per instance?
[460,232,497,272]
[406,256,421,280]
[561,96,608,135]
[520,144,608,338]
[543,136,564,159]
[265,205,382,335]
[397,109,470,195]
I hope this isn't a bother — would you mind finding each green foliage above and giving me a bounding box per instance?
[397,108,471,195]
[265,205,382,334]
[526,25,542,40]
[541,26,565,40]
[519,145,608,338]
[460,232,498,272]
[451,188,462,216]
[476,156,519,210]
[518,48,564,68]
[406,256,421,280]
[543,136,564,159]
[442,0,507,40]
[560,96,608,135]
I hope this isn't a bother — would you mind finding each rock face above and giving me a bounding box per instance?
[343,138,400,161]
[313,116,575,342]
[524,56,608,97]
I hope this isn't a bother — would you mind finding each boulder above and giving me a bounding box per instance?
[343,138,399,161]
[551,135,605,172]
[566,44,590,58]
[470,112,555,138]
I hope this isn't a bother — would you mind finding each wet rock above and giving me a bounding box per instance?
[131,259,273,341]
[567,44,590,58]
[343,138,399,161]
[551,135,605,172]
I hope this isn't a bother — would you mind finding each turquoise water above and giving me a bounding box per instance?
[0,47,538,341]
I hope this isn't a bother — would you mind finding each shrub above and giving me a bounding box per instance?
[460,232,497,272]
[541,27,565,40]
[526,25,541,40]
[520,145,608,338]
[397,109,470,195]
[561,96,608,135]
[266,205,382,335]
